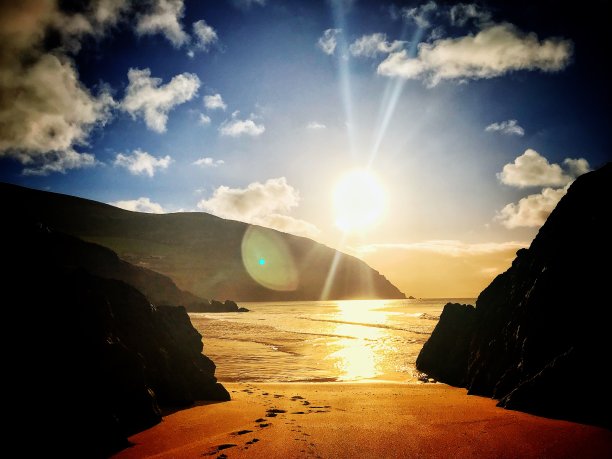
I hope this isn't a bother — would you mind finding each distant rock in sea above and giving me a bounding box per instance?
[189,299,249,313]
[408,295,416,299]
[5,221,229,456]
[416,164,612,428]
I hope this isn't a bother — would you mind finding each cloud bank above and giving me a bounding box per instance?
[377,23,573,86]
[497,149,588,188]
[0,2,117,175]
[496,150,590,228]
[197,177,320,238]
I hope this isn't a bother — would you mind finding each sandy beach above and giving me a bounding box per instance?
[114,382,612,458]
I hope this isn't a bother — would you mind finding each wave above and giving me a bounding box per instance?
[419,313,440,320]
[301,317,433,335]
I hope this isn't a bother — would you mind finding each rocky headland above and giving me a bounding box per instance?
[417,164,612,427]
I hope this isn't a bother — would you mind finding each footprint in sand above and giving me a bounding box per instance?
[265,408,287,417]
[254,418,266,422]
[231,430,253,436]
[291,395,304,400]
[204,443,237,456]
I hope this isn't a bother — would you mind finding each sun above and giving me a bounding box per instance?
[333,169,386,232]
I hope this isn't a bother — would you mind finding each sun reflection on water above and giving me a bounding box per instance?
[327,300,394,381]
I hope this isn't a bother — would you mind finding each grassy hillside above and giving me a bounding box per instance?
[2,183,405,301]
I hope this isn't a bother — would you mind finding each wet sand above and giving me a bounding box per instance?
[113,382,612,458]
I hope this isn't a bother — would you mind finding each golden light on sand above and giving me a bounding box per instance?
[333,170,385,232]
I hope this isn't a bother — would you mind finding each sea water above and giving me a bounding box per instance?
[190,298,475,383]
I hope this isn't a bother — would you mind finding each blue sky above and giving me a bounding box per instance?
[1,0,610,296]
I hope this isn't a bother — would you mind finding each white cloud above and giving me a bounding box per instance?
[377,23,573,86]
[198,113,211,125]
[197,177,319,238]
[114,149,172,177]
[109,197,165,213]
[192,19,218,51]
[564,158,591,177]
[495,150,591,228]
[136,0,188,47]
[496,185,569,229]
[193,157,224,167]
[0,1,126,175]
[449,3,491,26]
[21,150,98,176]
[91,0,130,27]
[402,1,438,28]
[198,177,298,218]
[0,53,113,174]
[355,240,528,257]
[497,149,590,188]
[204,93,227,110]
[485,119,525,136]
[120,68,200,133]
[318,28,342,55]
[306,121,326,130]
[349,33,405,58]
[219,115,265,137]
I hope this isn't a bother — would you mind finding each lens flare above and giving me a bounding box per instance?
[241,226,298,291]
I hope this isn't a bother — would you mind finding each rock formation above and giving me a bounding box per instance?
[10,218,243,312]
[5,221,229,456]
[416,164,612,427]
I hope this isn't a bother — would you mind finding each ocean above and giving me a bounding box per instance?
[190,298,475,383]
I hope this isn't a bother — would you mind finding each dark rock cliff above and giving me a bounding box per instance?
[5,222,229,456]
[12,219,243,312]
[416,164,612,427]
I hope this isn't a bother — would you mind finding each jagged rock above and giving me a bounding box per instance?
[188,299,249,313]
[415,303,475,387]
[5,222,229,456]
[416,164,612,427]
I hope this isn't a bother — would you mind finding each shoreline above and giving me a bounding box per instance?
[113,382,612,458]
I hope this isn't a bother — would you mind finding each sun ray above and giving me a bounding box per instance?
[330,0,357,159]
[368,27,426,167]
[320,233,347,300]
